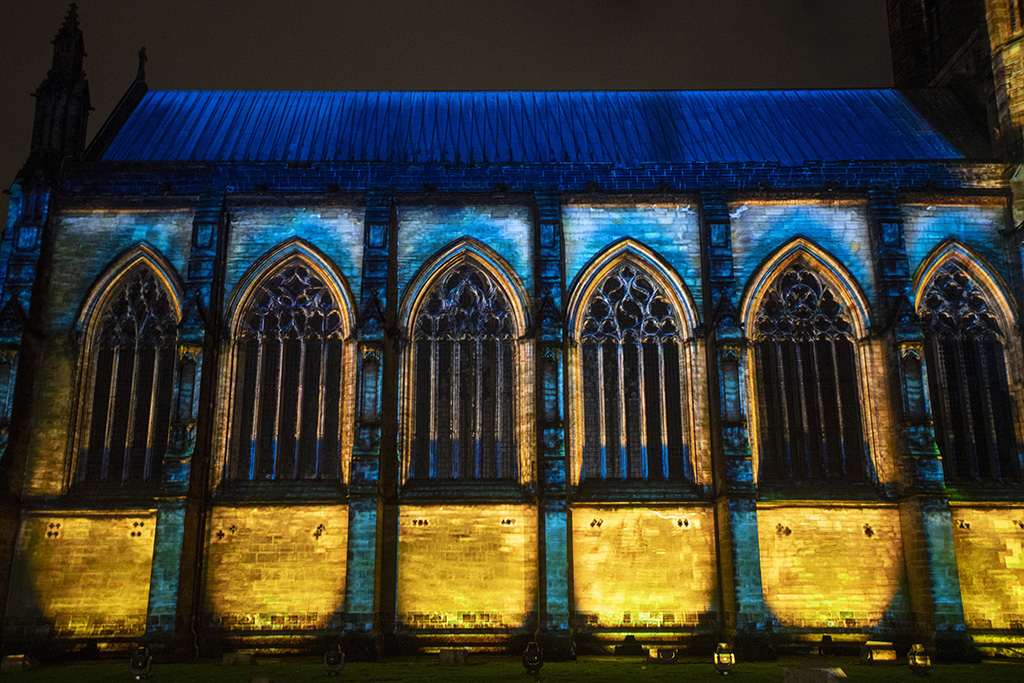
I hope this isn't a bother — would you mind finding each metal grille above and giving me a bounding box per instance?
[579,264,690,482]
[753,265,865,481]
[82,268,176,483]
[410,265,517,480]
[229,263,345,480]
[920,263,1020,481]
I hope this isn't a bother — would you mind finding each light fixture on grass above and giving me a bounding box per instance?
[908,643,930,676]
[522,640,543,674]
[324,642,345,677]
[714,642,735,675]
[129,645,152,680]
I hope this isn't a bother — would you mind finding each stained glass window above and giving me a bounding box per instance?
[409,265,517,480]
[80,267,177,483]
[228,262,345,480]
[920,263,1020,481]
[752,265,865,481]
[579,263,690,482]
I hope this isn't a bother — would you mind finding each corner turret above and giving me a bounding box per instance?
[25,3,91,179]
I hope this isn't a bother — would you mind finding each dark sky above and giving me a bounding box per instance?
[0,1,894,187]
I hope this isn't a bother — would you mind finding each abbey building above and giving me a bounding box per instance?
[2,2,1024,659]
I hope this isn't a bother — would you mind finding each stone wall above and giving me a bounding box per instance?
[571,505,718,630]
[202,505,349,633]
[757,504,909,630]
[951,505,1024,631]
[396,504,537,630]
[4,511,155,640]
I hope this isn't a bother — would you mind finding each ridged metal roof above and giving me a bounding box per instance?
[97,90,973,165]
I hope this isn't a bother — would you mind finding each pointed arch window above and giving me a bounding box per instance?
[753,265,865,481]
[79,267,177,484]
[579,263,691,482]
[920,263,1020,481]
[409,264,517,480]
[228,262,345,481]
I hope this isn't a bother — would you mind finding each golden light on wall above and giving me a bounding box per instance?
[757,504,905,628]
[6,511,155,638]
[950,506,1024,630]
[571,506,718,628]
[203,505,348,631]
[397,505,538,629]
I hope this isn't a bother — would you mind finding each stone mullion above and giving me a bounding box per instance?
[809,341,830,475]
[143,343,163,480]
[699,187,768,654]
[248,339,266,477]
[121,337,142,481]
[270,336,286,477]
[792,340,812,476]
[316,337,329,478]
[475,339,483,477]
[595,344,607,479]
[101,346,122,480]
[828,340,848,477]
[452,341,461,478]
[657,342,670,477]
[615,343,628,479]
[867,188,974,657]
[292,337,307,480]
[772,342,793,477]
[533,188,571,656]
[635,340,649,479]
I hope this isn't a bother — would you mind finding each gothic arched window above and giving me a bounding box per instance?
[752,265,865,481]
[579,263,691,481]
[409,264,517,480]
[228,262,346,481]
[919,263,1020,481]
[79,266,177,484]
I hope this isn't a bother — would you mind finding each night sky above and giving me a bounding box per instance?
[0,1,894,188]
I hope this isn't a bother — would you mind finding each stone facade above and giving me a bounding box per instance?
[2,5,1024,662]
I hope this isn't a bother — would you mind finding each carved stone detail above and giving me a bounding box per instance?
[753,265,852,341]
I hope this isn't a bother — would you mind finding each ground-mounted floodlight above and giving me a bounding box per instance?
[713,642,735,675]
[324,643,345,677]
[908,643,930,676]
[522,640,543,674]
[129,645,151,680]
[648,647,677,664]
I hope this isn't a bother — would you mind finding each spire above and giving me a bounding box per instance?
[136,47,147,83]
[50,3,85,84]
[24,3,91,178]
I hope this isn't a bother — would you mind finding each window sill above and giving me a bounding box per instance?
[400,479,532,502]
[943,480,1024,502]
[214,479,347,503]
[756,480,886,502]
[59,482,165,509]
[571,480,707,503]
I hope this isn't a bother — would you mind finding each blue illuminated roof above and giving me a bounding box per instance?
[95,90,980,165]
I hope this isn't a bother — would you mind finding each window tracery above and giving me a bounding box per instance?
[228,262,345,481]
[579,263,690,482]
[919,262,1019,481]
[80,267,177,483]
[752,264,865,481]
[409,264,517,480]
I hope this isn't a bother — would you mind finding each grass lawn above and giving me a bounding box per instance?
[4,656,1024,682]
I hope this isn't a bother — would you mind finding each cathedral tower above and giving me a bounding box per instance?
[887,0,1024,162]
